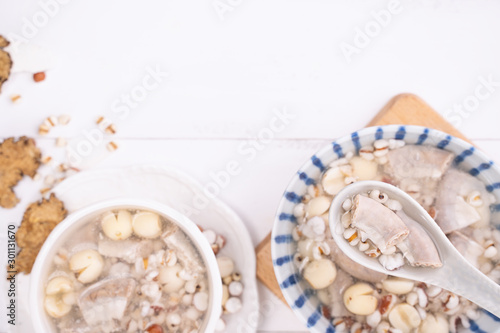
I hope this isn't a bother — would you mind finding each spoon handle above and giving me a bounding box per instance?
[432,254,500,318]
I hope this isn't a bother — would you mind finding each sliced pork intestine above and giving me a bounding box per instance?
[351,194,409,253]
[396,210,442,268]
[97,238,154,264]
[435,169,493,234]
[383,146,454,211]
[162,223,205,279]
[385,145,454,181]
[77,277,136,330]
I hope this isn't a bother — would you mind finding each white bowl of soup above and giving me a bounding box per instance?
[30,198,222,333]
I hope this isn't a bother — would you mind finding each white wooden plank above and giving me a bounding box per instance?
[1,1,500,140]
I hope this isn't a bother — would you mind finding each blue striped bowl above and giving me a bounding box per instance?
[272,125,500,333]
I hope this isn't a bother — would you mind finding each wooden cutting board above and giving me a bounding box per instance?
[255,93,471,304]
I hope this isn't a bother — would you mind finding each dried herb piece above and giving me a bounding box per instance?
[0,137,41,208]
[0,35,12,93]
[13,194,67,274]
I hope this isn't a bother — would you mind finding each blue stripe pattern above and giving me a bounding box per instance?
[351,132,361,152]
[307,308,322,328]
[332,142,343,158]
[311,155,325,172]
[437,135,452,149]
[273,255,293,266]
[326,327,335,333]
[416,128,429,144]
[285,191,302,203]
[454,147,475,165]
[486,183,500,192]
[375,127,383,140]
[298,171,315,185]
[279,213,297,223]
[490,204,500,213]
[395,126,406,139]
[470,161,494,176]
[469,320,487,333]
[280,273,301,289]
[274,234,293,244]
[292,289,313,309]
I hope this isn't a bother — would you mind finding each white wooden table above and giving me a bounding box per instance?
[1,1,500,332]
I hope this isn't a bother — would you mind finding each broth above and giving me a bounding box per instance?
[43,209,209,333]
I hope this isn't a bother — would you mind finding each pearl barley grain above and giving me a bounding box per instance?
[224,297,242,313]
[228,281,243,296]
[58,114,71,125]
[217,257,234,278]
[55,137,67,147]
[165,313,181,328]
[193,292,209,312]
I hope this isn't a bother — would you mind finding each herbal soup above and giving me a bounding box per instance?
[43,209,209,333]
[292,140,500,333]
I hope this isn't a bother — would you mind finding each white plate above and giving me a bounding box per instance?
[20,165,259,333]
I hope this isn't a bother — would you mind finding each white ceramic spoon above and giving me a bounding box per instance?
[329,180,500,317]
